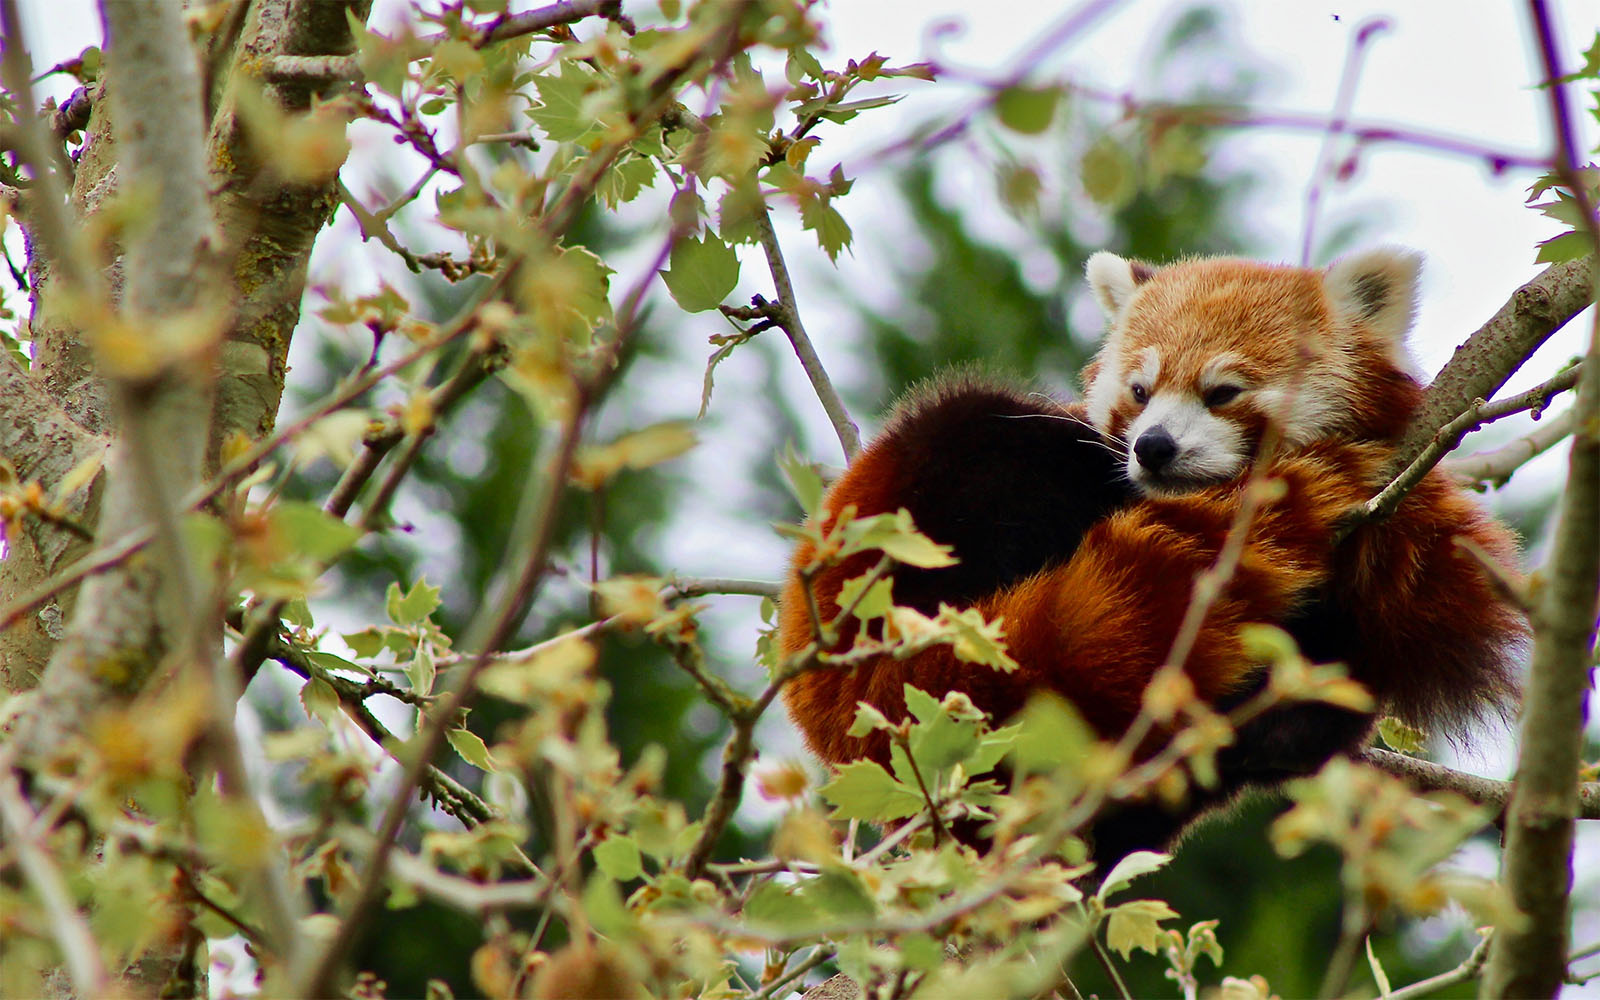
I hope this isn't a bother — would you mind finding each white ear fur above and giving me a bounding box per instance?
[1324,247,1422,347]
[1085,251,1145,320]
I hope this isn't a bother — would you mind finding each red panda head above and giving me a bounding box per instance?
[1081,248,1425,495]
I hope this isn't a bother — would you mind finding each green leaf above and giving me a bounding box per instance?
[997,162,1042,216]
[596,155,658,208]
[342,628,387,659]
[799,197,852,263]
[995,85,1061,134]
[936,605,1018,672]
[899,932,943,971]
[1009,694,1094,779]
[836,572,894,622]
[1366,937,1392,996]
[777,443,824,518]
[407,645,436,697]
[282,598,315,629]
[1104,898,1178,959]
[1376,716,1426,755]
[527,63,599,142]
[307,650,374,678]
[818,760,924,822]
[660,232,740,313]
[270,501,363,562]
[799,867,876,921]
[847,701,896,738]
[716,175,765,245]
[743,880,819,931]
[581,872,635,939]
[446,728,498,772]
[841,509,956,568]
[1081,137,1136,208]
[906,708,980,775]
[903,684,941,724]
[387,578,442,626]
[1097,851,1173,903]
[593,835,644,882]
[1535,230,1595,264]
[299,677,341,724]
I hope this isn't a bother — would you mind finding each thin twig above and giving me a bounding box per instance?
[753,206,861,461]
[897,733,951,847]
[1357,748,1600,821]
[0,278,504,630]
[1088,925,1135,1000]
[1384,931,1492,1000]
[1301,18,1391,266]
[1444,406,1577,487]
[1319,904,1371,1000]
[757,946,836,1000]
[0,763,109,998]
[1349,361,1582,530]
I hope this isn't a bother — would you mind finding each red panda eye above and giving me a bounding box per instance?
[1130,384,1149,404]
[1205,385,1242,408]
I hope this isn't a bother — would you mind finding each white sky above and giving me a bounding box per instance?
[11,0,1600,990]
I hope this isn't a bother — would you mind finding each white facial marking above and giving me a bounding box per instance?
[1198,353,1246,392]
[1255,378,1344,446]
[1124,391,1247,493]
[1084,339,1125,432]
[1137,347,1161,387]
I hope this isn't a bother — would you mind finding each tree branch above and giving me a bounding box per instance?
[261,0,625,83]
[1358,749,1600,821]
[753,205,861,461]
[1386,932,1493,1000]
[1482,6,1600,995]
[1391,256,1592,477]
[1444,406,1576,487]
[1352,361,1582,527]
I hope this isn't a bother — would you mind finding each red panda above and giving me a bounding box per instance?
[777,248,1527,861]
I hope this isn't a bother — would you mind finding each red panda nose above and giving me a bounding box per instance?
[1133,427,1179,472]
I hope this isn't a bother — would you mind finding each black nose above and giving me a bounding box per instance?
[1133,427,1178,472]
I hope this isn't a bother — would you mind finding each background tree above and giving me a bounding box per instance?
[0,2,1596,999]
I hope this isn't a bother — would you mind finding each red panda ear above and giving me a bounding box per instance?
[1085,251,1155,321]
[1324,247,1422,349]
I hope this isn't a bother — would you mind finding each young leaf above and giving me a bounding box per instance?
[660,232,740,313]
[1097,851,1174,903]
[593,835,644,882]
[407,645,436,697]
[527,63,600,142]
[777,443,825,518]
[799,196,852,263]
[841,509,955,568]
[847,701,896,738]
[995,85,1061,134]
[935,605,1019,672]
[387,578,442,626]
[1377,717,1426,755]
[269,500,364,563]
[818,760,924,821]
[300,677,341,724]
[1104,898,1179,959]
[836,572,893,621]
[798,867,876,921]
[446,728,498,772]
[1008,694,1094,778]
[571,422,697,489]
[1366,936,1392,996]
[743,880,821,932]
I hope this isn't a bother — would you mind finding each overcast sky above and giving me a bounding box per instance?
[11,1,1599,987]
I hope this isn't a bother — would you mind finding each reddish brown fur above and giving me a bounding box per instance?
[781,430,1387,767]
[778,253,1528,858]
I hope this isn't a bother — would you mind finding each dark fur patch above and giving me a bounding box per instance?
[1350,273,1390,317]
